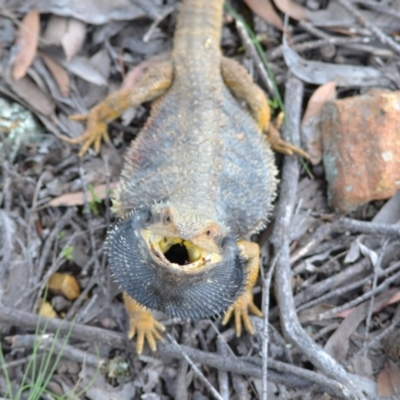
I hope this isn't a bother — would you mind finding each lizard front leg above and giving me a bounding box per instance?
[221,57,309,159]
[61,60,174,156]
[221,240,262,336]
[123,292,165,354]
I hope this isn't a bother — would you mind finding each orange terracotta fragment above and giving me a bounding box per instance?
[48,272,80,301]
[321,89,400,213]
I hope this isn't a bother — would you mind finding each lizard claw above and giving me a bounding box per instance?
[124,294,165,354]
[221,289,263,337]
[128,309,165,354]
[267,124,310,159]
[59,107,110,157]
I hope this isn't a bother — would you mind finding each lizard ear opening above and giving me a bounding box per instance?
[106,209,247,319]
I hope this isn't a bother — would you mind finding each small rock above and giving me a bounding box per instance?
[321,89,400,213]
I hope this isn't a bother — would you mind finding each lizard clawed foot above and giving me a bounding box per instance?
[127,308,165,354]
[123,293,165,354]
[221,289,263,337]
[267,124,310,159]
[59,107,111,157]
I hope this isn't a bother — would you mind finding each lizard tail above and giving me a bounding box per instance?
[173,0,224,54]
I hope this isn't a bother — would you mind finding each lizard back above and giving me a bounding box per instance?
[115,0,277,237]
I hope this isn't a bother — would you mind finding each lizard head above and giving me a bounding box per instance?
[106,204,247,319]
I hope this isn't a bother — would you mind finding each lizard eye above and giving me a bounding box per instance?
[206,230,211,237]
[163,214,172,225]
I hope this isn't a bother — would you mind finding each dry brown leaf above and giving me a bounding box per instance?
[377,362,393,397]
[337,290,400,319]
[301,81,336,165]
[40,51,70,96]
[377,360,400,397]
[60,18,86,60]
[303,81,337,123]
[48,273,80,301]
[273,0,308,21]
[62,56,107,86]
[43,15,68,45]
[324,288,398,361]
[243,0,283,30]
[37,0,145,25]
[373,191,400,224]
[7,74,55,117]
[43,16,85,60]
[48,182,117,207]
[283,32,391,87]
[12,8,40,80]
[39,301,57,318]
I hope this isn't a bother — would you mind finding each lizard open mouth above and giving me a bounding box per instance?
[141,231,222,271]
[106,208,246,319]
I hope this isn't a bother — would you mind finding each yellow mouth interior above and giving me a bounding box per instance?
[141,230,221,268]
[159,237,203,264]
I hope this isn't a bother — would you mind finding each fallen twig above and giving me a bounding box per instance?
[0,306,361,398]
[270,74,365,400]
[335,0,400,55]
[334,217,400,237]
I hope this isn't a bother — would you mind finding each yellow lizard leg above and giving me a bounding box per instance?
[221,240,262,337]
[220,57,309,159]
[60,60,174,157]
[123,292,165,354]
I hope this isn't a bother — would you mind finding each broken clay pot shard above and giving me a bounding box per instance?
[321,89,400,213]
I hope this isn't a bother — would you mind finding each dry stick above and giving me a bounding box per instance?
[175,360,189,400]
[6,334,103,368]
[333,217,400,236]
[268,37,392,61]
[143,5,175,43]
[298,21,393,58]
[235,19,275,97]
[1,161,12,212]
[35,208,76,281]
[231,375,249,400]
[294,258,371,308]
[20,208,76,311]
[291,217,400,266]
[216,337,230,400]
[335,0,400,56]
[364,239,389,340]
[78,163,102,273]
[270,74,365,400]
[167,333,224,400]
[175,323,191,400]
[64,247,104,321]
[262,254,279,400]
[270,257,372,320]
[359,0,400,21]
[345,306,400,367]
[297,259,400,313]
[0,306,357,398]
[34,231,79,309]
[290,222,334,264]
[102,154,111,265]
[317,265,400,320]
[312,323,340,342]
